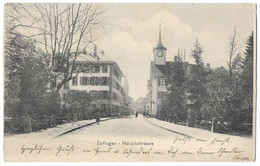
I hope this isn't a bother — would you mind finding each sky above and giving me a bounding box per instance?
[5,3,255,101]
[94,4,256,101]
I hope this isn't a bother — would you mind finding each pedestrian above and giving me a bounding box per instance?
[135,111,138,118]
[94,105,101,125]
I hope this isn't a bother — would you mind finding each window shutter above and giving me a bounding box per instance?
[80,77,83,85]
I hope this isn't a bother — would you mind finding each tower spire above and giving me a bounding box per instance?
[157,23,163,47]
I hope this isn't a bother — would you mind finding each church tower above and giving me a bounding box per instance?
[153,24,167,65]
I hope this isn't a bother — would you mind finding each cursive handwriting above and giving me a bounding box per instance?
[94,147,112,156]
[20,144,50,154]
[173,136,191,144]
[56,145,74,156]
[211,137,232,146]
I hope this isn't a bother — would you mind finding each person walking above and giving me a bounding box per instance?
[135,111,138,118]
[94,105,101,125]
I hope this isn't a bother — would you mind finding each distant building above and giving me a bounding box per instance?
[123,74,129,96]
[63,46,125,116]
[134,96,149,114]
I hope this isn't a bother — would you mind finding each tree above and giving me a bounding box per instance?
[184,40,209,120]
[5,3,105,93]
[241,32,254,93]
[209,32,253,131]
[226,28,241,89]
[206,66,229,120]
[240,32,254,124]
[4,33,53,121]
[191,40,203,66]
[162,57,187,121]
[65,90,92,117]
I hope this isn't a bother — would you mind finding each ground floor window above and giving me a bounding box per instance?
[89,90,109,99]
[101,104,107,111]
[72,76,78,86]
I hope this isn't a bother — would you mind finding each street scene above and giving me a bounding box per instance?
[3,3,256,162]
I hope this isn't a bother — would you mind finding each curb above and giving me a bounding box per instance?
[144,117,198,139]
[54,116,130,138]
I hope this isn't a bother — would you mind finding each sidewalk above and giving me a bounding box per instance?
[5,118,110,138]
[145,117,252,140]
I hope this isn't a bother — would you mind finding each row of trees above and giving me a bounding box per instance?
[4,4,105,132]
[160,31,254,133]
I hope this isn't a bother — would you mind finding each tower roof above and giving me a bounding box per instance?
[153,24,167,51]
[157,24,163,47]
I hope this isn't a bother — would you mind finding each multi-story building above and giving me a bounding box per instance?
[64,46,125,116]
[123,74,129,96]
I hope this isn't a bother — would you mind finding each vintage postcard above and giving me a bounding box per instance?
[3,3,256,162]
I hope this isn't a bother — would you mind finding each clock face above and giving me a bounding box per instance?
[157,50,164,57]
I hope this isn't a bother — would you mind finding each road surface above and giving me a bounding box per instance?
[61,116,181,138]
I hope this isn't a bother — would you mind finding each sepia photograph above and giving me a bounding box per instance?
[2,2,257,162]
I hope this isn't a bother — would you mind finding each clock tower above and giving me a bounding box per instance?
[153,24,167,65]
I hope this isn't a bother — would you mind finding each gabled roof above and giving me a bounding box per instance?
[76,50,114,64]
[150,61,174,78]
[75,50,124,77]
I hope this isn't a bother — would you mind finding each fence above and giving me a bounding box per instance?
[154,114,252,136]
[6,112,96,134]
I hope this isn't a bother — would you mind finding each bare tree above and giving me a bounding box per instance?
[226,28,240,89]
[5,3,105,92]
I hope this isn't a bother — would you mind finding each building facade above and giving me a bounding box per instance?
[64,47,125,116]
[147,25,172,116]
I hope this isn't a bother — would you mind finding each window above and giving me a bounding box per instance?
[116,82,120,90]
[93,66,100,73]
[90,91,99,99]
[97,77,102,85]
[87,77,109,86]
[102,65,108,73]
[157,92,165,99]
[158,79,166,86]
[73,65,81,72]
[80,77,88,86]
[101,104,107,111]
[101,77,108,85]
[64,82,69,89]
[94,77,99,86]
[72,77,78,86]
[112,79,116,88]
[114,68,119,78]
[101,91,108,99]
[85,66,92,73]
[113,92,119,100]
[90,77,94,86]
[96,91,101,99]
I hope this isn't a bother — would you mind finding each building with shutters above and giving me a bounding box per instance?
[63,46,125,116]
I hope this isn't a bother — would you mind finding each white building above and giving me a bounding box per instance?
[147,25,172,116]
[64,47,125,116]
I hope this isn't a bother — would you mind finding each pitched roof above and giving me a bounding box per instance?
[75,50,124,77]
[150,61,174,78]
[76,50,114,64]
